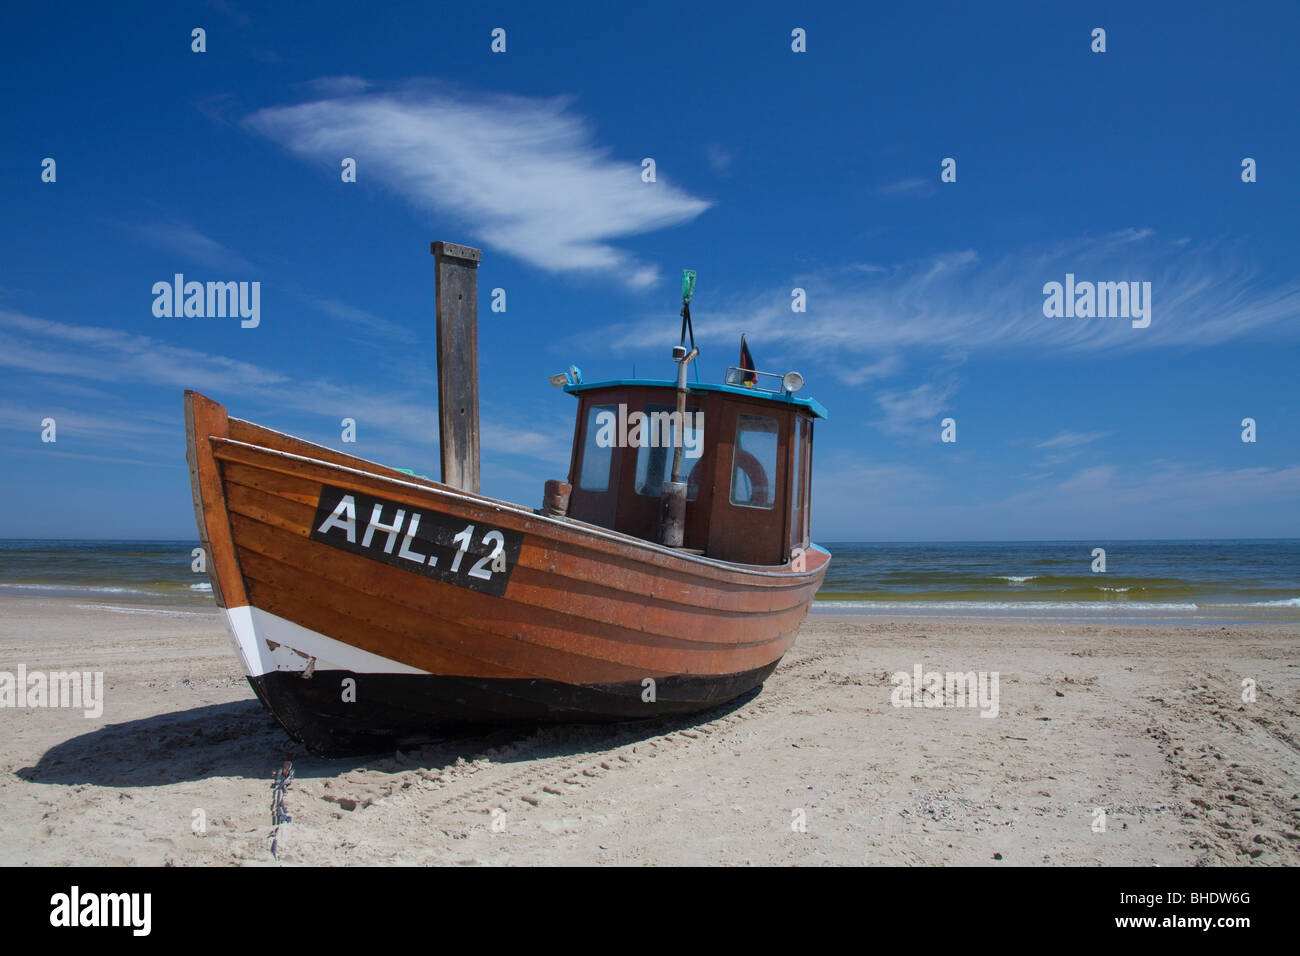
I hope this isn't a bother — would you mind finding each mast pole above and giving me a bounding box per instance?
[662,268,699,547]
[431,241,482,493]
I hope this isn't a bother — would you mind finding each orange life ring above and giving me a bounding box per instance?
[688,450,770,506]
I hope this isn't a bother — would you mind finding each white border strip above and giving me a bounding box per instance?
[222,605,429,677]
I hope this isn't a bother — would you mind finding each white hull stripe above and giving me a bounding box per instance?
[222,605,430,678]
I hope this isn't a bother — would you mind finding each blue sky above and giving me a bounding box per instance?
[2,0,1297,541]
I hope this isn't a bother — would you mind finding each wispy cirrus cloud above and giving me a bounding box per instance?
[0,310,287,392]
[204,0,251,28]
[0,308,419,431]
[295,75,372,97]
[872,379,960,437]
[705,144,733,173]
[1001,461,1300,514]
[245,82,712,289]
[875,176,935,198]
[584,229,1300,374]
[830,353,903,386]
[1035,430,1112,449]
[813,457,943,512]
[1031,430,1112,468]
[309,297,419,344]
[129,222,255,272]
[812,456,1300,539]
[0,309,565,471]
[0,400,175,441]
[481,418,571,468]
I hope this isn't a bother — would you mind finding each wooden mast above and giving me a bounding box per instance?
[431,241,482,493]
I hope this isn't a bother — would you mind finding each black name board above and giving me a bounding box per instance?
[309,484,523,597]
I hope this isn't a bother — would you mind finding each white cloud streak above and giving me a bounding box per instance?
[245,84,712,288]
[0,309,566,472]
[1035,431,1112,449]
[872,380,960,437]
[811,456,1300,540]
[585,230,1300,373]
[875,176,935,198]
[129,223,255,273]
[310,298,419,344]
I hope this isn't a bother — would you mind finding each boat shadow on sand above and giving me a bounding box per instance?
[17,688,763,787]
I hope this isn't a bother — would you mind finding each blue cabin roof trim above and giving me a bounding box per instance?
[563,378,829,420]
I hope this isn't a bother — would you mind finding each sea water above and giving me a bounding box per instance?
[1,538,1297,623]
[0,540,214,606]
[813,539,1300,624]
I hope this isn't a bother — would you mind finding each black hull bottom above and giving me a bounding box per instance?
[249,664,780,756]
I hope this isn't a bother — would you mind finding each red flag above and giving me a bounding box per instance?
[739,334,756,386]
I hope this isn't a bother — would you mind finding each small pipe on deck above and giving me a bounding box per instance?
[542,479,572,517]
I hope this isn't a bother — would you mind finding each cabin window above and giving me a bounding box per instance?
[634,404,702,501]
[790,415,805,542]
[802,419,813,542]
[791,416,813,546]
[729,414,778,509]
[578,404,617,492]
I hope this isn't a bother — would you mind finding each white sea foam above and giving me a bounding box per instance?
[0,583,149,595]
[815,600,1201,612]
[73,604,205,617]
[817,597,1300,613]
[189,582,213,591]
[1000,575,1036,583]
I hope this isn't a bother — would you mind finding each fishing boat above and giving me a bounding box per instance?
[185,244,830,754]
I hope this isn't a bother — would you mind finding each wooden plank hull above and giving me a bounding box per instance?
[185,391,830,755]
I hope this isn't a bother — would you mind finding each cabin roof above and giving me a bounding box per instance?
[563,378,829,420]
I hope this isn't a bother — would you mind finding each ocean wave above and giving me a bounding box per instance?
[815,600,1202,611]
[816,597,1300,612]
[1205,597,1300,608]
[999,575,1036,583]
[189,582,213,591]
[73,604,207,616]
[0,583,151,595]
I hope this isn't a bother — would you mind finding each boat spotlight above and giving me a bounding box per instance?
[550,365,584,387]
[782,370,804,393]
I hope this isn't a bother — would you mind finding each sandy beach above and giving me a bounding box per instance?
[1,595,1296,866]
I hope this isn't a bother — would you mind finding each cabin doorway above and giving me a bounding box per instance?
[706,401,788,565]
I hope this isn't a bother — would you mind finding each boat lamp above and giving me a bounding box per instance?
[549,365,585,388]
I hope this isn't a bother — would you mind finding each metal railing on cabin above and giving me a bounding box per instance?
[724,367,786,392]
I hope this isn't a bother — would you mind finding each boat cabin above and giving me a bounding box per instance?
[559,372,827,566]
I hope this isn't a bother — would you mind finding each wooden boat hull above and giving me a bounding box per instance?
[185,391,830,755]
